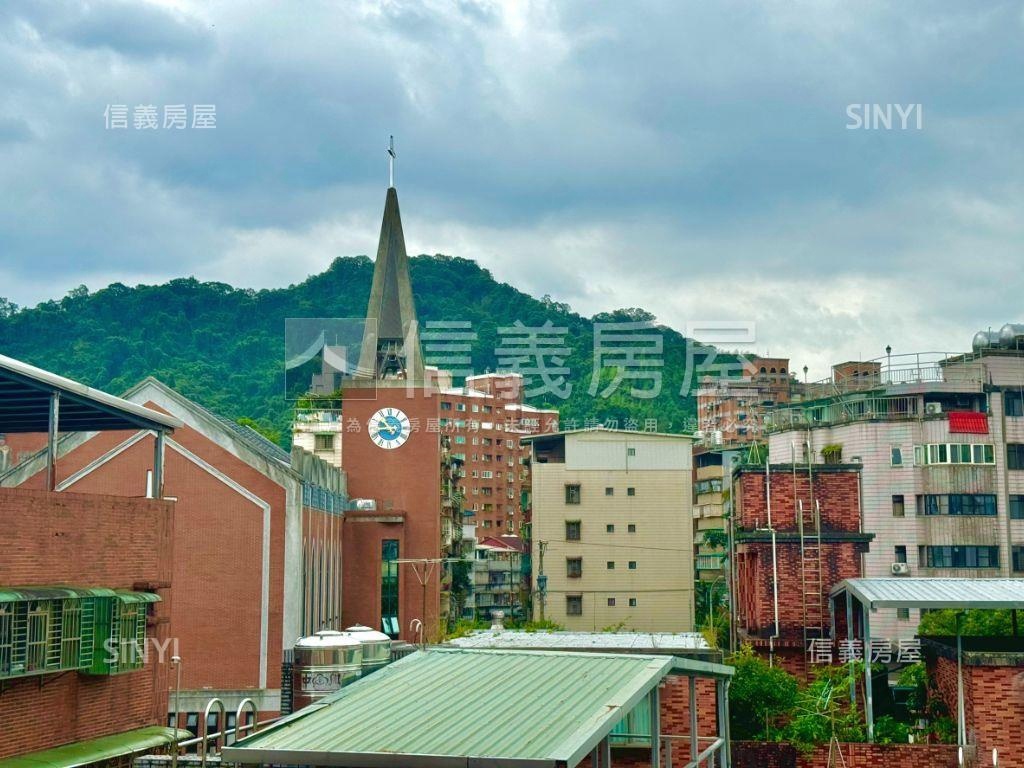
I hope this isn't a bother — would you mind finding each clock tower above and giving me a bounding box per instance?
[341,153,445,642]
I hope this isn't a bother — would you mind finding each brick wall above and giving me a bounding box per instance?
[732,741,960,768]
[658,674,719,737]
[734,466,868,676]
[932,654,1024,767]
[0,487,173,759]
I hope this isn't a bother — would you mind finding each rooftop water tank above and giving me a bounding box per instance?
[291,630,363,711]
[973,330,1000,353]
[344,624,392,675]
[1000,324,1024,350]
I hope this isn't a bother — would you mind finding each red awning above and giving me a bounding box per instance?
[948,411,989,434]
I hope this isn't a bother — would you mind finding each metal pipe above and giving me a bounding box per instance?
[689,676,698,762]
[957,613,966,748]
[846,592,856,705]
[863,604,874,742]
[767,457,779,664]
[170,655,182,768]
[201,697,226,768]
[235,698,259,742]
[650,685,661,768]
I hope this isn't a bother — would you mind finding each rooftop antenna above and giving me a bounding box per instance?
[387,135,396,188]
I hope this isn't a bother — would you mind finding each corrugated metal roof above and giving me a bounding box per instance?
[831,578,1024,609]
[448,630,710,652]
[223,647,677,768]
[0,587,160,604]
[0,726,188,768]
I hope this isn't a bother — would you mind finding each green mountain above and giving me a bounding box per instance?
[0,256,708,445]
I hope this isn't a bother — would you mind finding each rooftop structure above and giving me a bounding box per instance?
[765,334,1024,644]
[447,629,710,653]
[223,647,734,768]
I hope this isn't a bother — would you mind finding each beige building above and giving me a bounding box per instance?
[526,428,695,631]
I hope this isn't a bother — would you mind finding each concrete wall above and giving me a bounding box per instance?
[532,432,694,631]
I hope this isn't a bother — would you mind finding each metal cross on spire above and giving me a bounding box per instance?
[387,135,396,188]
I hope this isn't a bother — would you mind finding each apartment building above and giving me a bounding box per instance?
[439,372,559,536]
[692,447,743,582]
[696,356,795,445]
[766,335,1024,642]
[527,428,694,631]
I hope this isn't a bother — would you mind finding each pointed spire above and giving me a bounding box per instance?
[356,186,424,384]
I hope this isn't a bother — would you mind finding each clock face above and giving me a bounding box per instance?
[367,407,411,450]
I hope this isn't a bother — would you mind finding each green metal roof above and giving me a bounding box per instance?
[223,647,680,768]
[0,726,189,768]
[0,587,160,604]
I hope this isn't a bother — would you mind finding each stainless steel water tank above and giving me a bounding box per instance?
[291,630,363,710]
[972,330,1000,353]
[343,624,392,675]
[999,323,1024,349]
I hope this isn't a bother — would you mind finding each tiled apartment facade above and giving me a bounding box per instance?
[767,350,1024,642]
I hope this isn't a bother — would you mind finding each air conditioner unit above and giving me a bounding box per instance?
[925,402,943,415]
[891,562,911,576]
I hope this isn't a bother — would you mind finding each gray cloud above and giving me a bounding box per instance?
[1,0,1023,377]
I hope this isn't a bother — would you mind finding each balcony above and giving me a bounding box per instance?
[695,554,726,572]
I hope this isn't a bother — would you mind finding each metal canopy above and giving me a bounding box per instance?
[830,577,1024,610]
[0,354,181,434]
[223,648,687,768]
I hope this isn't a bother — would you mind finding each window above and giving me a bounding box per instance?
[1007,391,1024,417]
[627,447,636,457]
[607,561,615,570]
[922,494,997,516]
[565,484,581,504]
[607,598,616,607]
[913,443,995,465]
[456,403,466,411]
[890,447,903,466]
[440,401,452,411]
[894,546,907,564]
[628,523,636,533]
[1011,495,1024,520]
[605,487,614,496]
[629,598,637,607]
[566,558,583,578]
[1013,546,1024,573]
[1009,444,1024,470]
[892,495,905,517]
[627,487,636,497]
[628,561,637,570]
[921,545,999,568]
[381,540,400,637]
[606,524,615,533]
[897,608,910,620]
[314,434,334,451]
[565,520,581,540]
[566,595,583,615]
[454,435,466,444]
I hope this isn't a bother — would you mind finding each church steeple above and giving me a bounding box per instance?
[355,144,424,385]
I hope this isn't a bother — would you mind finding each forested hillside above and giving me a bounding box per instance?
[0,256,709,445]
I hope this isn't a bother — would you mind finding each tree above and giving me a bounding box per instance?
[0,297,18,318]
[918,608,1017,637]
[781,663,865,754]
[727,645,799,739]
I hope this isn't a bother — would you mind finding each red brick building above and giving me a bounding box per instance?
[3,377,346,726]
[927,639,1024,767]
[439,372,558,536]
[696,356,795,445]
[0,355,183,763]
[331,183,558,643]
[733,464,873,677]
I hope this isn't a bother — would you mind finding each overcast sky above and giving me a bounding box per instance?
[2,0,1023,378]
